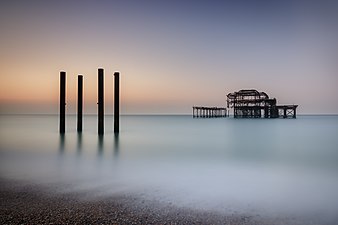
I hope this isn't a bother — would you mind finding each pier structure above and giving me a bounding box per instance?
[77,75,83,132]
[98,68,104,134]
[59,71,66,133]
[114,72,120,133]
[193,106,227,118]
[277,105,297,118]
[58,68,122,134]
[227,89,297,118]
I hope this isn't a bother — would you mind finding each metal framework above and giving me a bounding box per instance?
[193,106,227,118]
[226,89,297,118]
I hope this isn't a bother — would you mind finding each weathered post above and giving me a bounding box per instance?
[77,75,83,132]
[59,71,66,133]
[114,72,120,133]
[98,68,104,135]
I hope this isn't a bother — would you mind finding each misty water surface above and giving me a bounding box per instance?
[1,115,338,217]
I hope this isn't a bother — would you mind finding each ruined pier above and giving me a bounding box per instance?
[59,68,121,134]
[192,106,227,118]
[227,89,297,118]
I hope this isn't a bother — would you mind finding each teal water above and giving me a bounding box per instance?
[1,115,338,216]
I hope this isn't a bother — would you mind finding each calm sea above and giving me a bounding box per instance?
[1,115,338,216]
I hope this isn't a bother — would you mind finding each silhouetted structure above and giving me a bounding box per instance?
[59,71,66,133]
[58,68,122,134]
[77,75,83,132]
[114,72,120,133]
[98,68,104,134]
[227,89,297,118]
[193,106,227,118]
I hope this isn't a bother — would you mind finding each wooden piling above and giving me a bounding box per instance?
[59,71,66,133]
[77,75,83,132]
[98,68,104,135]
[114,72,120,133]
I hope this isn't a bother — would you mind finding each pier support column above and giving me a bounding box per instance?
[114,72,120,133]
[77,75,83,132]
[264,107,267,118]
[59,71,66,133]
[98,68,104,135]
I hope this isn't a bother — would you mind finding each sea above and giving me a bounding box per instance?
[1,115,338,218]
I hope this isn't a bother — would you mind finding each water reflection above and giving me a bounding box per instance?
[57,133,120,160]
[77,133,82,155]
[59,133,65,155]
[114,133,119,158]
[97,135,104,157]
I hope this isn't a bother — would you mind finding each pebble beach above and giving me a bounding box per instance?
[1,178,335,225]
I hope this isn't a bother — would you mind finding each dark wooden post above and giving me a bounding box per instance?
[59,71,66,133]
[114,72,120,133]
[98,68,104,134]
[77,75,83,132]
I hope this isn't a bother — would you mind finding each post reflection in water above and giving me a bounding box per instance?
[114,133,119,158]
[97,135,104,158]
[59,133,65,155]
[76,133,82,155]
[57,132,120,160]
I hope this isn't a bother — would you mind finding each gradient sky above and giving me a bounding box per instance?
[1,0,337,114]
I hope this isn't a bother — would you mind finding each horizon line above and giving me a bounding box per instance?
[1,113,338,116]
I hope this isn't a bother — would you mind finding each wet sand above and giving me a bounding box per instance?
[0,178,332,225]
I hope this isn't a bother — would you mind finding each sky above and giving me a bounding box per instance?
[0,0,337,114]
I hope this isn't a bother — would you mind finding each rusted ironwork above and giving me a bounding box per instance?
[192,106,227,118]
[227,89,297,118]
